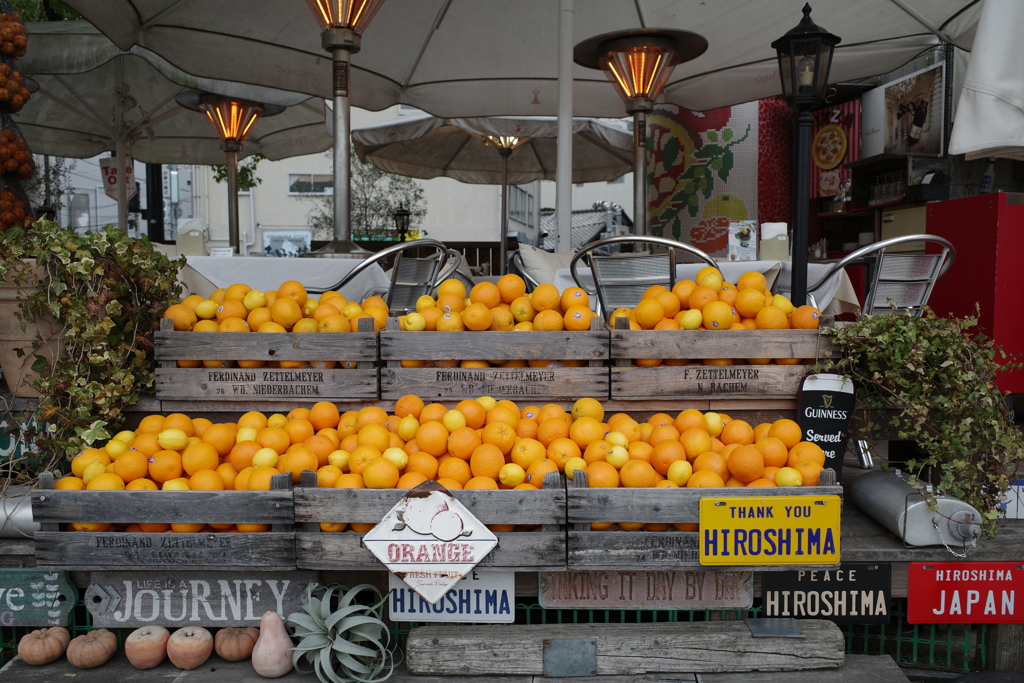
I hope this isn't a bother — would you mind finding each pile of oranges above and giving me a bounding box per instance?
[163,280,385,369]
[608,267,822,367]
[55,396,828,535]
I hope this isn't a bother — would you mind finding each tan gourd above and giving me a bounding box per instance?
[124,625,170,669]
[17,627,70,665]
[251,611,293,678]
[166,626,213,670]
[66,629,117,669]
[215,626,260,661]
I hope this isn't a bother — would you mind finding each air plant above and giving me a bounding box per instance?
[287,583,402,683]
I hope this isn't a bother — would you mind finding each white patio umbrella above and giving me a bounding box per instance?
[949,0,1024,160]
[16,21,331,232]
[353,114,633,273]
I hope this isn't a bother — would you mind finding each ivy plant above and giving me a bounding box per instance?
[823,307,1024,536]
[0,219,184,483]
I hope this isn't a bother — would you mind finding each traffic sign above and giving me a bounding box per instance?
[100,157,137,201]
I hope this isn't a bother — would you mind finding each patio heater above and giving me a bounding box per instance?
[303,0,388,258]
[772,3,840,306]
[178,92,283,254]
[392,203,411,241]
[575,29,707,236]
[482,134,527,275]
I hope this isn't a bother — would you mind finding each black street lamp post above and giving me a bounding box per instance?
[393,204,411,242]
[771,3,840,306]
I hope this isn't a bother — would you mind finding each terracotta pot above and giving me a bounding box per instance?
[0,259,62,397]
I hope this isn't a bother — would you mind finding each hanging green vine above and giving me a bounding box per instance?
[823,307,1024,536]
[0,219,183,482]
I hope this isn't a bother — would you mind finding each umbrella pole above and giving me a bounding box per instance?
[115,140,128,232]
[555,0,574,253]
[225,142,241,254]
[333,46,352,242]
[499,150,511,276]
[632,109,648,236]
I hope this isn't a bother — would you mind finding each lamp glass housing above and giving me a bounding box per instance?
[200,100,264,145]
[305,0,387,32]
[392,204,411,233]
[598,42,680,105]
[771,4,840,108]
[483,135,522,152]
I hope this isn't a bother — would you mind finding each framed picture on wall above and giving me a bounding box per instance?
[262,229,313,257]
[883,63,945,156]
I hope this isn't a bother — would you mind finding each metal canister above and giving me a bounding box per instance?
[0,490,39,537]
[848,469,982,548]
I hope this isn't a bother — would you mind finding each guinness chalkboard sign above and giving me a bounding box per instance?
[797,374,855,484]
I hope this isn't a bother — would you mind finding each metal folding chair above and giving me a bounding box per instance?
[308,239,460,314]
[806,233,955,470]
[569,235,719,321]
[806,234,955,316]
[510,250,541,292]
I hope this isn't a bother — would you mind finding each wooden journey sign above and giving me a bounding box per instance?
[538,570,752,610]
[0,569,77,627]
[84,571,315,628]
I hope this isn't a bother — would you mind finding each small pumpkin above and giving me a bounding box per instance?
[17,626,70,665]
[215,626,260,661]
[251,611,294,678]
[125,625,170,669]
[166,626,213,670]
[66,628,117,669]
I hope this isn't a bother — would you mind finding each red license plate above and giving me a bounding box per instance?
[907,562,1024,624]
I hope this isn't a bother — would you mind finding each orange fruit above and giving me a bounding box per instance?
[214,462,239,489]
[406,452,440,480]
[563,304,594,331]
[790,305,822,329]
[628,441,654,463]
[654,290,681,318]
[794,461,824,486]
[420,306,443,330]
[633,298,665,329]
[308,401,341,430]
[672,280,697,308]
[394,395,426,420]
[278,447,319,483]
[247,466,282,491]
[126,478,158,491]
[437,457,472,486]
[470,443,505,479]
[436,292,467,314]
[547,437,582,469]
[530,283,560,311]
[452,399,485,429]
[787,441,826,468]
[55,475,86,490]
[276,280,308,306]
[726,445,764,483]
[397,472,429,489]
[516,418,539,439]
[416,421,450,457]
[583,439,611,464]
[688,285,719,311]
[755,305,789,330]
[436,311,465,331]
[620,460,659,488]
[356,424,391,453]
[585,461,619,488]
[334,473,366,489]
[348,446,382,475]
[485,405,519,427]
[752,422,773,442]
[533,309,564,331]
[510,438,547,470]
[481,421,516,454]
[362,457,400,489]
[647,423,681,447]
[136,414,166,433]
[568,417,603,448]
[462,302,493,331]
[284,418,316,445]
[182,442,219,476]
[720,420,754,446]
[269,297,302,329]
[470,281,501,309]
[465,476,499,490]
[303,434,338,467]
[509,296,536,323]
[436,477,464,490]
[112,450,149,483]
[189,468,225,491]
[202,423,237,456]
[735,288,766,318]
[736,270,768,292]
[692,451,729,481]
[768,419,802,449]
[163,303,197,331]
[163,413,196,437]
[148,450,183,483]
[356,406,389,428]
[497,274,527,303]
[256,427,291,455]
[680,427,713,461]
[560,286,590,311]
[673,409,705,433]
[755,437,789,468]
[536,417,570,447]
[447,427,482,461]
[650,440,687,476]
[687,469,725,487]
[702,301,737,330]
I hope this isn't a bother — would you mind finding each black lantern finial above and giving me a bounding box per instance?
[771,3,841,109]
[393,204,411,241]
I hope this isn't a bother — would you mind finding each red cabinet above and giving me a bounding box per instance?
[926,192,1024,393]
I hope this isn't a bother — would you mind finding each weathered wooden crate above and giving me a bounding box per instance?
[294,470,566,571]
[567,469,841,571]
[379,317,609,401]
[609,317,835,401]
[154,317,378,401]
[31,472,296,570]
[406,620,845,676]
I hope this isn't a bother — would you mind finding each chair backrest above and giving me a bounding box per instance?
[806,234,955,316]
[510,250,541,292]
[569,235,719,320]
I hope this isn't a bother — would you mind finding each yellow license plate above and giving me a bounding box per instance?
[699,495,841,566]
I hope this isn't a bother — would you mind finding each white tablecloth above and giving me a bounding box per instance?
[179,256,392,303]
[553,260,859,315]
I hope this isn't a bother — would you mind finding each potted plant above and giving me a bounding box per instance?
[823,306,1024,536]
[0,219,184,485]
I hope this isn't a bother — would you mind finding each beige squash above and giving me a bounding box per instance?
[166,626,213,670]
[66,629,117,669]
[17,627,70,665]
[251,611,293,678]
[125,625,170,669]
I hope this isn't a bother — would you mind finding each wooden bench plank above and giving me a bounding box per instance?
[31,490,293,525]
[380,329,609,362]
[610,365,808,400]
[156,367,378,400]
[381,366,608,402]
[156,330,378,361]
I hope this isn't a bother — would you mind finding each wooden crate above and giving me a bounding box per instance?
[379,317,609,401]
[31,472,296,570]
[154,317,378,401]
[294,470,566,571]
[609,317,835,401]
[567,469,841,571]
